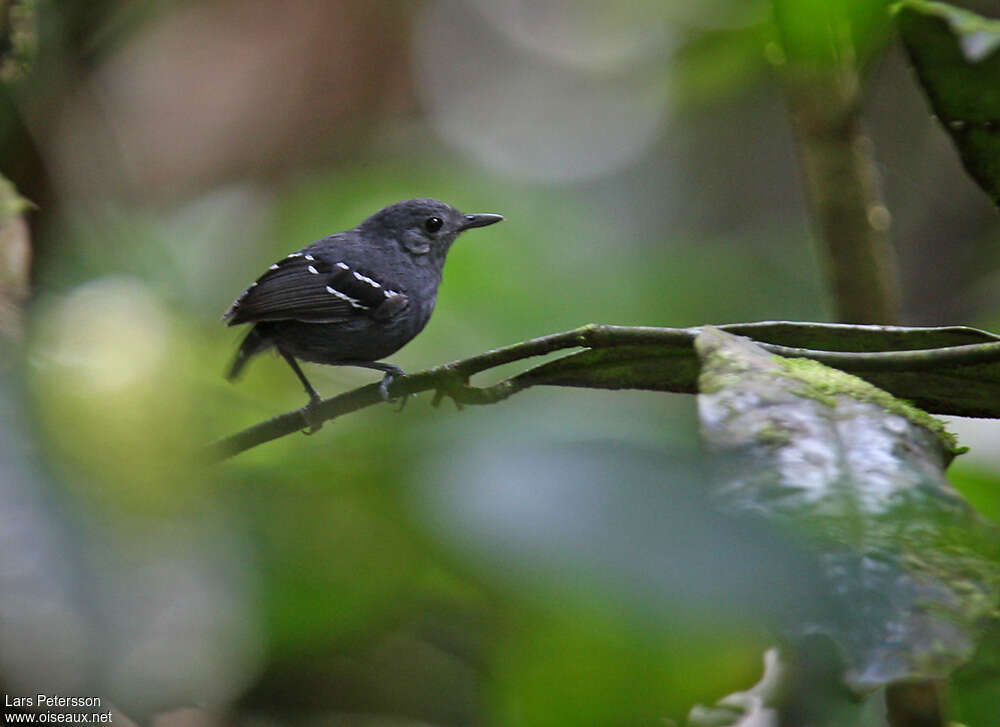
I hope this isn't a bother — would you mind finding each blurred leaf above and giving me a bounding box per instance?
[0,367,97,697]
[772,0,893,68]
[949,464,1000,526]
[491,605,762,727]
[896,0,1000,206]
[30,276,217,516]
[0,0,36,81]
[522,321,1000,418]
[671,24,771,110]
[948,622,1000,727]
[0,172,31,217]
[416,439,802,723]
[686,647,889,727]
[0,173,29,339]
[253,489,429,653]
[695,328,1000,692]
[243,595,486,725]
[418,440,829,618]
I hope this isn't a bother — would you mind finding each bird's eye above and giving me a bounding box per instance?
[424,216,443,233]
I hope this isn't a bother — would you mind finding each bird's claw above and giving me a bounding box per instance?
[379,373,409,412]
[299,395,324,434]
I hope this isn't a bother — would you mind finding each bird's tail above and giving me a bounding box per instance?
[227,326,269,381]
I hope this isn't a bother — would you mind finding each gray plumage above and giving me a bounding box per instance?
[223,198,502,406]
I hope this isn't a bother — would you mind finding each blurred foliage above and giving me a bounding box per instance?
[1,1,1000,726]
[670,24,771,112]
[772,0,894,69]
[948,622,1000,727]
[489,605,761,726]
[0,0,36,81]
[896,0,1000,207]
[0,171,29,337]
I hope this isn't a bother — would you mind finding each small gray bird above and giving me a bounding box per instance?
[223,198,503,419]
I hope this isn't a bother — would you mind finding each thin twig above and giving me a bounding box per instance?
[203,323,1000,462]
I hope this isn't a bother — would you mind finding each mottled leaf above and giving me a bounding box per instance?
[695,327,1000,691]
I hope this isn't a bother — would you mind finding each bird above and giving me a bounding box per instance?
[222,198,503,427]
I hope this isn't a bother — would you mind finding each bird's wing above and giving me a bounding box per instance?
[222,250,407,325]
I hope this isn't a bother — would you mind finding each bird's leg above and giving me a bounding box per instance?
[339,361,407,408]
[280,351,323,433]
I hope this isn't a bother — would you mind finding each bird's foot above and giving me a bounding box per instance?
[379,372,409,412]
[299,394,324,434]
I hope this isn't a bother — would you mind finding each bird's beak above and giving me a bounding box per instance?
[460,213,504,231]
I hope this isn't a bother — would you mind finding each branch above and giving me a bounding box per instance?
[204,324,680,461]
[203,323,1000,462]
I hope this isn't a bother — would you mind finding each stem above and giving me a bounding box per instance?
[784,67,901,323]
[772,0,902,324]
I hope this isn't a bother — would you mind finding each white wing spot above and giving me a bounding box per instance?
[326,285,368,310]
[304,254,315,261]
[269,264,279,270]
[384,289,400,298]
[353,271,381,288]
[336,262,350,270]
[287,252,303,258]
[307,265,319,275]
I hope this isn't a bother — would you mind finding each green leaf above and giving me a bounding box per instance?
[0,174,31,220]
[773,0,893,68]
[695,327,1000,692]
[895,0,1000,206]
[949,623,1000,727]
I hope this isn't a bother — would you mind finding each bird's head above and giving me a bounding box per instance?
[360,198,503,264]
